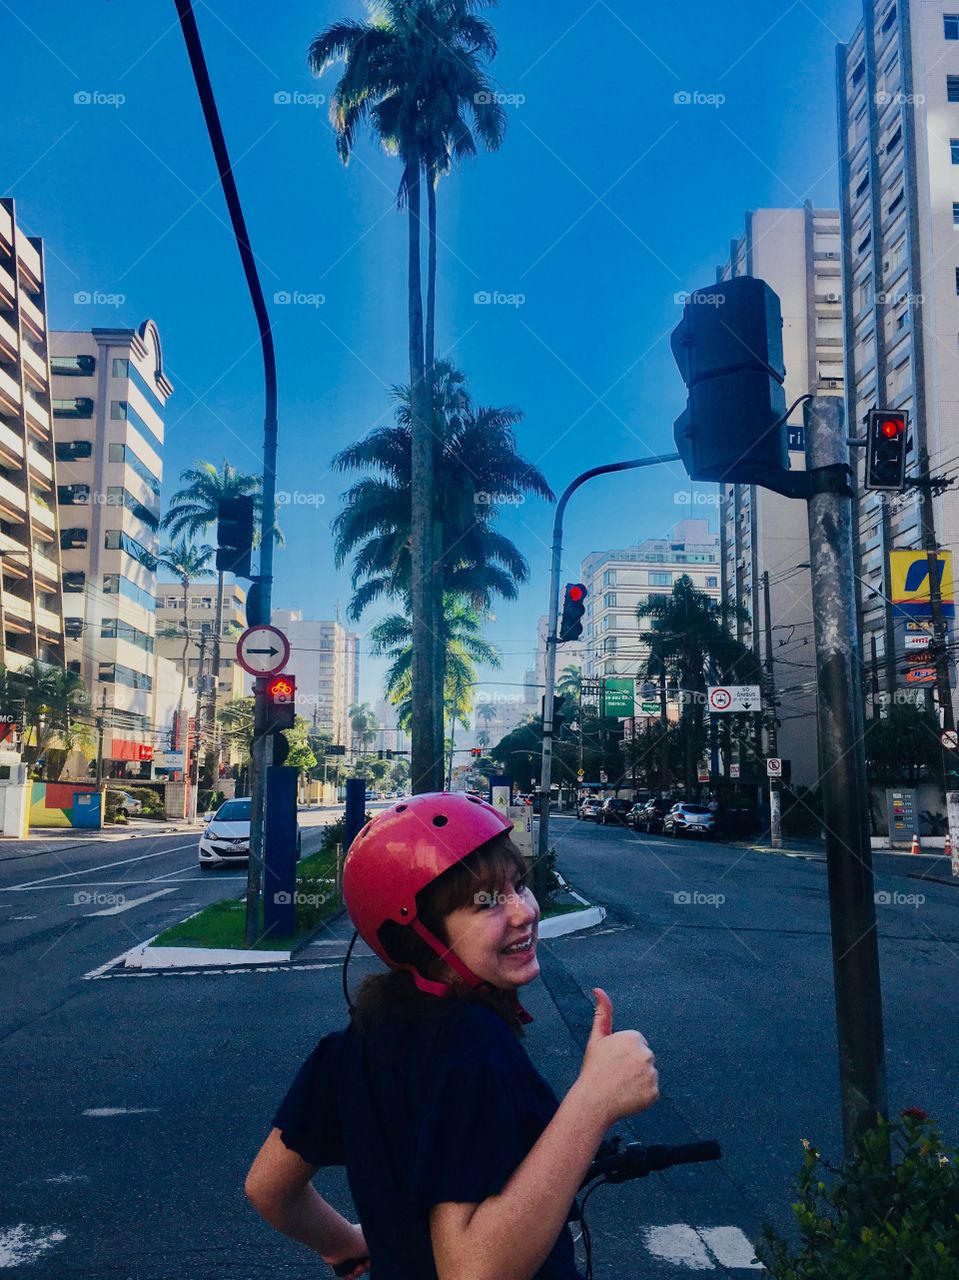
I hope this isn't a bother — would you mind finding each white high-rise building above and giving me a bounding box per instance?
[715,206,844,786]
[838,1,959,718]
[271,611,359,747]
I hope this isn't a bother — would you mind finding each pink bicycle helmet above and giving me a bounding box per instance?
[343,792,513,998]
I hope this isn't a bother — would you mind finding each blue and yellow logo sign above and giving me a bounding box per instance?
[890,550,955,619]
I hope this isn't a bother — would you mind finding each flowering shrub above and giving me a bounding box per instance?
[757,1110,959,1278]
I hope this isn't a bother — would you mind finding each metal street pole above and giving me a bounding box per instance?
[537,455,680,867]
[174,1,279,946]
[761,570,782,847]
[804,397,887,1155]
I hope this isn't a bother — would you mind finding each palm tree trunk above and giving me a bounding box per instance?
[204,569,225,784]
[426,167,437,375]
[179,578,190,778]
[407,151,438,792]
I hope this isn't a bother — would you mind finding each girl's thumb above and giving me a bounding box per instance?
[588,987,613,1041]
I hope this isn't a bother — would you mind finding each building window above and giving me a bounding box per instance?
[946,14,959,39]
[885,125,902,154]
[649,571,671,587]
[887,187,904,217]
[881,4,896,32]
[855,170,869,198]
[952,138,959,163]
[104,529,153,566]
[949,75,959,102]
[55,440,93,462]
[57,483,90,505]
[955,266,959,294]
[107,443,161,495]
[53,397,94,419]
[604,592,616,608]
[59,528,87,550]
[602,569,616,587]
[110,400,163,456]
[857,231,872,255]
[112,358,130,377]
[706,576,718,588]
[50,355,95,377]
[851,59,866,85]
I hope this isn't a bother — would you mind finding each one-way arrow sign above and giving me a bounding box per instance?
[236,625,290,676]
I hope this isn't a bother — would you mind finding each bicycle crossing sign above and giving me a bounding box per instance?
[708,684,761,713]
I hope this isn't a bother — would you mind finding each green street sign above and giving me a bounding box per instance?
[603,678,634,717]
[641,701,660,714]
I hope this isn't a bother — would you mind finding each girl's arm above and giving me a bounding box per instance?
[245,1128,369,1276]
[430,989,659,1280]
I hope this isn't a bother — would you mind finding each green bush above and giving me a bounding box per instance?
[124,787,164,817]
[320,812,372,855]
[294,875,338,932]
[757,1110,959,1278]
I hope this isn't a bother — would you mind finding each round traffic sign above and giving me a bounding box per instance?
[942,730,959,751]
[708,687,732,712]
[236,624,290,676]
[766,757,783,776]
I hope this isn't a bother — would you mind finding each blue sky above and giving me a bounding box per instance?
[3,0,862,706]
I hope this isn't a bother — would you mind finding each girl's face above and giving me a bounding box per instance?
[440,876,541,990]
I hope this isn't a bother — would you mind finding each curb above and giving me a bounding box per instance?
[539,905,607,937]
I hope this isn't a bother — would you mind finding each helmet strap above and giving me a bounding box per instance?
[406,919,535,1023]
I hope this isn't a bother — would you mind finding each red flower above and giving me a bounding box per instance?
[900,1107,929,1122]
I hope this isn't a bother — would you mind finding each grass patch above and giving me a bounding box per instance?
[153,845,342,949]
[542,898,590,919]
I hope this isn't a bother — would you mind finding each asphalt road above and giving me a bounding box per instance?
[1,812,956,1277]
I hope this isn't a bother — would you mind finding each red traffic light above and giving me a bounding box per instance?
[568,584,585,602]
[267,675,295,702]
[880,417,904,439]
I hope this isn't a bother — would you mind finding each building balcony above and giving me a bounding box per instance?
[16,241,42,295]
[32,548,60,590]
[0,365,21,416]
[30,498,55,531]
[23,394,49,434]
[0,314,18,362]
[0,263,15,312]
[2,590,32,623]
[20,341,47,392]
[35,602,62,638]
[0,475,26,521]
[0,205,12,256]
[0,420,23,468]
[18,291,44,343]
[27,446,53,485]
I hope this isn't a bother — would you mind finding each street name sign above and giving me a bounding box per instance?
[707,684,762,713]
[236,624,290,677]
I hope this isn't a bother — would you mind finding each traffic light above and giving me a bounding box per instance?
[559,583,587,643]
[670,276,788,486]
[470,747,482,757]
[865,410,908,491]
[264,673,296,732]
[553,694,568,735]
[216,494,255,577]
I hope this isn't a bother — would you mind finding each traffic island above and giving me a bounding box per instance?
[124,848,342,970]
[538,871,606,938]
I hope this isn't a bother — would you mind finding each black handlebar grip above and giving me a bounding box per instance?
[633,1140,722,1173]
[332,1256,370,1277]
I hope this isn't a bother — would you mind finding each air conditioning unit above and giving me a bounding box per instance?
[825,291,841,302]
[823,378,842,388]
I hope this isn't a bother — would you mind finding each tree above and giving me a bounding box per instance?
[309,3,508,790]
[865,703,943,787]
[637,576,759,795]
[476,728,491,749]
[4,661,89,771]
[155,539,214,759]
[349,703,379,757]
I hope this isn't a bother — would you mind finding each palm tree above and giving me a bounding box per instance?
[308,1,507,791]
[155,539,214,758]
[3,661,89,770]
[556,663,582,708]
[369,595,499,783]
[476,727,491,749]
[349,702,379,758]
[637,576,759,794]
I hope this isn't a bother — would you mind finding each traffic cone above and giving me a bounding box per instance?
[945,833,953,859]
[910,832,921,856]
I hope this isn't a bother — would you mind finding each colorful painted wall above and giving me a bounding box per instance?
[29,783,102,829]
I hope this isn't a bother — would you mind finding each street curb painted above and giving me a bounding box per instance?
[126,941,292,969]
[539,905,606,937]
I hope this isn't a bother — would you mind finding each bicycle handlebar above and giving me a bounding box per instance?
[580,1137,722,1188]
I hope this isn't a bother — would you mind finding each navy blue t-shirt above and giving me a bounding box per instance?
[272,999,584,1279]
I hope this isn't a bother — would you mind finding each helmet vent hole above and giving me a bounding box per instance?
[432,814,449,828]
[400,906,409,916]
[396,804,407,812]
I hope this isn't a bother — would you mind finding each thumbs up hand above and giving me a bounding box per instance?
[577,988,659,1127]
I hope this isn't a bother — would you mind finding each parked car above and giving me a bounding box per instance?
[662,802,718,839]
[597,797,633,826]
[108,789,142,817]
[198,797,302,869]
[578,798,602,821]
[631,798,671,833]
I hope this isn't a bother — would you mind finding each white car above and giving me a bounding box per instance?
[198,797,302,869]
[109,789,143,817]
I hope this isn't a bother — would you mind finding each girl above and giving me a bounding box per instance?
[245,792,659,1280]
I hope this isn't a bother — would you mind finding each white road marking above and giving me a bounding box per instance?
[84,960,341,980]
[0,1225,67,1267]
[6,843,196,890]
[644,1225,714,1269]
[82,1107,158,1117]
[85,888,177,917]
[699,1226,761,1269]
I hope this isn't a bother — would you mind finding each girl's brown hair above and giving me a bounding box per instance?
[352,831,531,1037]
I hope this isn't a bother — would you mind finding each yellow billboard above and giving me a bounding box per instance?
[889,550,954,618]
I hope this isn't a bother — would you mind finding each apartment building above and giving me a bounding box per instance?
[51,322,172,769]
[580,519,721,686]
[715,205,843,785]
[272,611,359,746]
[155,577,247,717]
[0,198,66,669]
[838,1,959,720]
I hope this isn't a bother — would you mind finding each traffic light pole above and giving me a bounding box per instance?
[804,397,887,1155]
[537,455,680,873]
[174,1,279,947]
